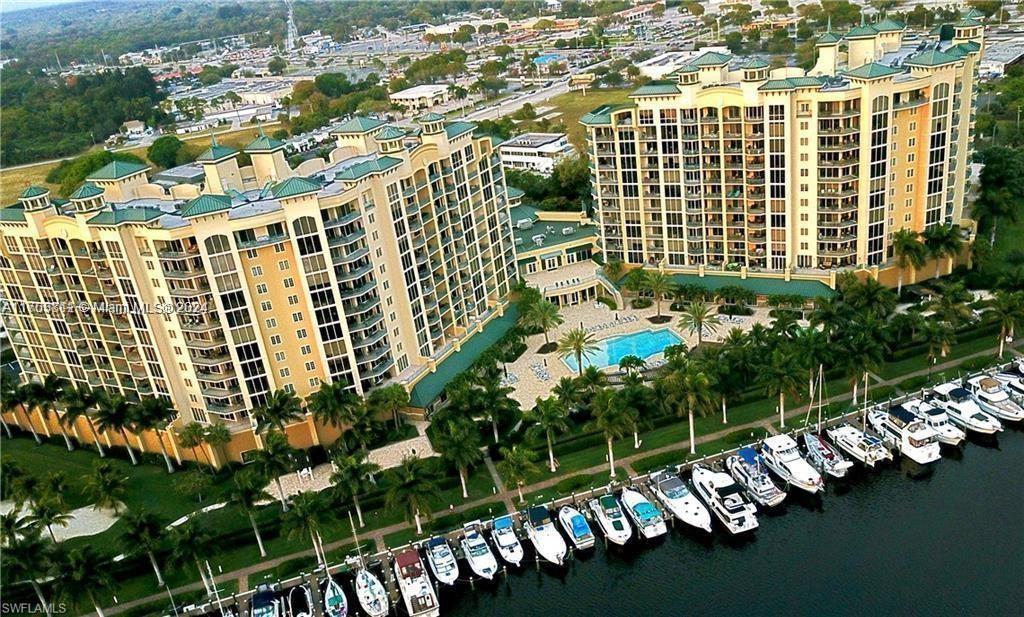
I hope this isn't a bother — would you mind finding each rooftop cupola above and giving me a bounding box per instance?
[740,57,770,82]
[18,186,52,212]
[245,123,291,185]
[845,15,880,69]
[196,132,242,194]
[68,183,105,214]
[811,17,842,76]
[374,125,406,154]
[417,112,445,136]
[953,16,985,54]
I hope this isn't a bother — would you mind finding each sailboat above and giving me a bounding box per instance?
[345,511,388,617]
[321,578,348,617]
[800,365,853,479]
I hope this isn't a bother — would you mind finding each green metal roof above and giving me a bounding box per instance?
[245,133,286,152]
[690,51,732,66]
[963,8,985,20]
[180,194,232,218]
[677,65,699,73]
[873,18,906,32]
[506,186,525,199]
[757,76,825,91]
[0,206,27,222]
[788,76,825,87]
[846,24,878,38]
[444,121,475,139]
[946,46,969,59]
[417,112,445,122]
[740,58,770,69]
[660,273,837,299]
[87,207,164,226]
[759,79,795,91]
[87,160,149,181]
[817,31,842,45]
[335,156,402,181]
[631,82,680,96]
[375,125,406,140]
[271,176,322,199]
[19,186,48,199]
[69,184,105,200]
[904,49,960,68]
[408,305,519,408]
[580,103,630,126]
[196,142,238,162]
[956,18,982,28]
[958,40,981,52]
[333,116,385,134]
[843,62,904,79]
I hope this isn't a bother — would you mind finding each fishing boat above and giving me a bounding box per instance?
[288,585,313,617]
[867,406,941,465]
[322,579,348,617]
[725,447,786,508]
[460,522,499,580]
[649,470,712,531]
[586,494,633,546]
[759,434,824,493]
[825,424,892,467]
[557,505,595,550]
[250,584,280,617]
[490,515,524,567]
[903,398,965,446]
[425,537,459,586]
[801,433,853,479]
[524,506,568,565]
[352,570,388,617]
[620,488,668,539]
[690,464,758,535]
[393,549,440,617]
[965,375,1024,422]
[930,383,1003,434]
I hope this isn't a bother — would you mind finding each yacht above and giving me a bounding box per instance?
[867,406,941,465]
[825,424,892,467]
[425,537,459,586]
[649,470,712,532]
[321,579,348,617]
[930,383,1003,434]
[393,549,440,617]
[459,522,499,580]
[352,570,388,617]
[801,433,853,479]
[903,398,965,446]
[993,370,1024,405]
[965,375,1024,422]
[587,494,633,546]
[759,434,823,493]
[250,584,280,617]
[725,447,786,508]
[557,505,596,550]
[691,464,758,535]
[490,515,524,567]
[524,506,568,565]
[620,489,668,539]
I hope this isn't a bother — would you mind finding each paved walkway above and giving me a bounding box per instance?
[100,342,1017,616]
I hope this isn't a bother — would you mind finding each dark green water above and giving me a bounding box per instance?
[443,429,1024,617]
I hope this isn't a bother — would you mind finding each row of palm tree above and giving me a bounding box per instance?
[891,224,964,295]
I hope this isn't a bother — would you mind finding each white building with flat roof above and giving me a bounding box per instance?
[498,133,574,175]
[388,84,450,111]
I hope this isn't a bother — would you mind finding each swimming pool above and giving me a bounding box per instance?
[563,328,684,372]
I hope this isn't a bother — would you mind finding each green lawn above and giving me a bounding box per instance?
[545,88,632,149]
[876,335,998,379]
[984,215,1024,277]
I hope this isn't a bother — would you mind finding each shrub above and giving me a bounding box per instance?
[555,473,597,493]
[631,297,652,309]
[867,384,896,402]
[899,375,930,392]
[597,296,617,310]
[958,355,999,372]
[718,304,754,316]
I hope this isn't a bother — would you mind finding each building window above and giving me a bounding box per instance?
[270,334,282,345]
[251,266,263,277]
[260,301,272,311]
[278,260,289,271]
[256,283,268,294]
[275,351,286,362]
[283,278,295,288]
[266,318,277,328]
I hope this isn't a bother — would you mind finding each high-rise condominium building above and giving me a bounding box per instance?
[0,114,516,447]
[584,18,982,279]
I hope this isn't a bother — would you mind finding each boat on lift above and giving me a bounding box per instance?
[620,488,668,539]
[490,515,524,567]
[867,405,942,465]
[725,447,787,508]
[759,434,824,493]
[903,398,965,446]
[965,375,1024,422]
[825,424,892,467]
[557,505,595,550]
[930,382,1003,434]
[524,506,567,565]
[587,493,633,546]
[460,522,499,580]
[649,470,712,532]
[691,464,758,535]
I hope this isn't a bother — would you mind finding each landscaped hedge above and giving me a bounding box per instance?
[889,321,999,361]
[631,297,653,309]
[597,296,617,310]
[718,304,754,316]
[899,375,930,391]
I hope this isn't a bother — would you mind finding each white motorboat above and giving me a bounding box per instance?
[649,470,712,532]
[825,424,892,467]
[322,579,348,617]
[587,494,633,546]
[801,433,854,479]
[994,370,1024,405]
[250,584,280,617]
[620,489,668,539]
[965,375,1024,422]
[490,515,524,567]
[352,569,388,617]
[759,434,824,493]
[930,383,1003,434]
[393,549,440,617]
[867,406,941,465]
[725,447,786,508]
[690,464,758,535]
[524,506,567,565]
[459,522,499,580]
[425,537,459,586]
[903,398,965,446]
[557,505,595,550]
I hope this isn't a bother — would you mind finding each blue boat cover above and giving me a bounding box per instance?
[528,506,551,525]
[427,537,445,548]
[634,502,660,523]
[890,405,917,423]
[738,447,758,465]
[494,516,513,530]
[570,515,590,538]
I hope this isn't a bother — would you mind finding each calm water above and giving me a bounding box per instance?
[442,429,1024,617]
[563,328,683,371]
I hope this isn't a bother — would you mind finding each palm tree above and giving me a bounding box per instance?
[50,545,117,617]
[579,365,608,394]
[250,431,296,511]
[329,449,380,528]
[282,491,334,568]
[843,278,897,319]
[1,375,30,442]
[177,422,211,470]
[973,147,1022,246]
[622,268,649,298]
[431,417,483,499]
[552,376,581,414]
[644,270,673,318]
[5,529,55,617]
[25,374,71,451]
[1,510,26,547]
[383,456,440,535]
[135,397,176,474]
[591,389,634,476]
[842,329,887,406]
[892,228,927,296]
[62,385,104,457]
[474,376,519,443]
[617,354,646,376]
[920,320,956,378]
[519,299,564,348]
[367,383,409,430]
[84,461,126,514]
[524,396,570,473]
[662,360,713,454]
[93,391,139,465]
[558,327,599,376]
[24,496,72,543]
[927,289,973,327]
[203,422,233,470]
[991,290,1024,358]
[703,349,742,424]
[497,445,539,503]
[344,401,383,454]
[923,224,963,280]
[120,509,168,586]
[677,300,721,347]
[759,348,804,428]
[307,379,358,432]
[168,520,215,594]
[254,388,304,434]
[225,471,272,557]
[43,472,69,506]
[794,327,832,398]
[808,296,849,342]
